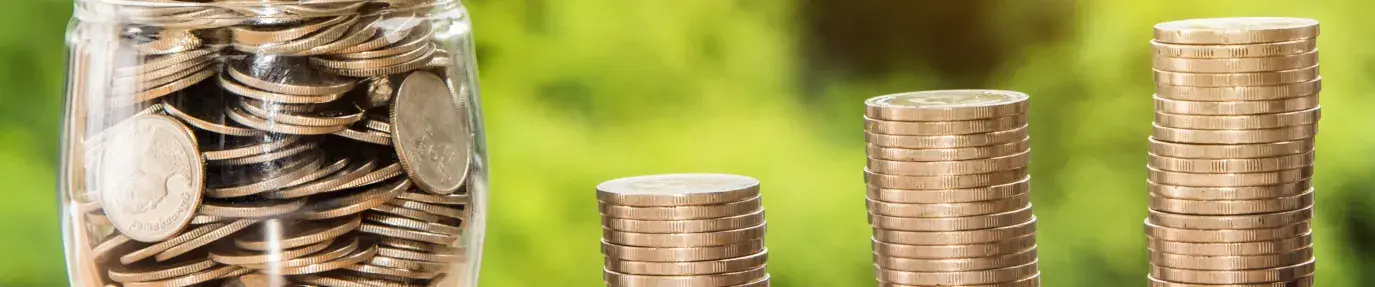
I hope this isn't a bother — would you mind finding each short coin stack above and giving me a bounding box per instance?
[1147,17,1320,286]
[596,174,771,287]
[863,90,1041,286]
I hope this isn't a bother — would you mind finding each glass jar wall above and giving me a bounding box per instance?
[58,1,487,286]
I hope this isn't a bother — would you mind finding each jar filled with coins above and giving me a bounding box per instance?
[57,1,487,286]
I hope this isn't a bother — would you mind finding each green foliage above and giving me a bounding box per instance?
[1,0,1372,286]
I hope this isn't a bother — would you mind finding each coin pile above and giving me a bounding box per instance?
[65,1,479,286]
[863,90,1041,286]
[1146,17,1320,286]
[595,174,771,287]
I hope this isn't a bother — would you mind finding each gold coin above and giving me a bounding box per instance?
[603,265,767,287]
[1154,96,1318,115]
[1150,246,1312,270]
[1148,138,1313,159]
[603,222,766,248]
[1156,78,1320,101]
[867,177,1030,204]
[869,205,1033,231]
[1148,166,1311,187]
[234,216,361,251]
[605,249,767,276]
[874,261,1038,286]
[864,116,1027,136]
[872,236,1036,259]
[1150,190,1312,215]
[1148,233,1311,256]
[1143,220,1309,243]
[1151,39,1316,59]
[1154,107,1320,129]
[867,194,1029,218]
[874,217,1035,245]
[1148,275,1312,287]
[1149,179,1310,200]
[864,90,1029,121]
[596,173,761,207]
[866,139,1029,162]
[1150,258,1314,284]
[865,168,1027,190]
[122,265,244,287]
[226,55,359,95]
[1153,66,1318,87]
[603,209,765,233]
[1149,205,1312,229]
[865,126,1028,149]
[599,196,761,220]
[1154,17,1319,44]
[875,248,1037,272]
[600,239,764,262]
[107,255,215,283]
[1153,50,1317,73]
[1149,152,1313,173]
[880,274,1039,287]
[865,150,1029,176]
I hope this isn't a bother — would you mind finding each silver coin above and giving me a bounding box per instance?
[99,114,204,242]
[391,71,470,195]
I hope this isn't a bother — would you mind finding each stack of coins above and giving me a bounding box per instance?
[863,90,1041,286]
[65,1,479,286]
[1146,17,1320,286]
[595,174,771,287]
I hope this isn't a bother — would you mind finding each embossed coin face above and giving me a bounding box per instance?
[869,90,1028,109]
[1156,17,1318,32]
[392,71,470,195]
[100,115,203,242]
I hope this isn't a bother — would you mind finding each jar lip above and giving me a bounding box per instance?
[75,0,463,22]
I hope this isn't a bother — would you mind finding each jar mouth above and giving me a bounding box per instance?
[75,0,463,22]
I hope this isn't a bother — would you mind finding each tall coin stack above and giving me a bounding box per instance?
[863,90,1041,286]
[1147,18,1320,286]
[65,0,480,286]
[596,174,771,287]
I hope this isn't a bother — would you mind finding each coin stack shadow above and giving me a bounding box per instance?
[70,1,477,286]
[863,90,1041,286]
[1146,18,1320,286]
[596,174,771,287]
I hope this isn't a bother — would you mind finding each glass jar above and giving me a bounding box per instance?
[58,1,487,286]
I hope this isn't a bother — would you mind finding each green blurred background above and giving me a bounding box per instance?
[2,0,1373,286]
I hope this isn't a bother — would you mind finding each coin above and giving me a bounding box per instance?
[864,116,1027,136]
[1147,275,1312,287]
[603,209,765,233]
[597,174,761,207]
[866,139,1029,162]
[603,223,766,248]
[865,126,1028,149]
[1150,258,1314,284]
[1148,138,1313,159]
[98,115,203,242]
[879,274,1040,287]
[234,216,362,250]
[1147,167,1312,187]
[873,217,1036,245]
[864,168,1027,190]
[1151,39,1315,59]
[865,90,1029,121]
[1144,220,1309,243]
[867,177,1030,204]
[107,255,216,283]
[1148,152,1313,173]
[1153,66,1318,87]
[865,151,1029,176]
[230,15,353,45]
[1153,96,1318,115]
[874,261,1038,285]
[1155,78,1319,101]
[1154,107,1320,130]
[601,239,765,262]
[605,250,767,275]
[875,248,1037,272]
[599,196,761,220]
[208,237,332,265]
[1149,179,1310,200]
[1148,233,1311,256]
[153,219,262,261]
[227,55,359,95]
[1153,17,1319,44]
[392,71,470,195]
[867,205,1033,231]
[1153,50,1317,73]
[1149,205,1312,229]
[122,265,245,287]
[1149,190,1312,215]
[1150,246,1312,270]
[867,194,1029,217]
[603,265,767,287]
[872,236,1036,259]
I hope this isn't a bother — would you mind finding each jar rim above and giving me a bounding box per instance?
[74,0,463,22]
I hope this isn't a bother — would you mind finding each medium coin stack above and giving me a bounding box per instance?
[66,1,478,286]
[863,90,1041,286]
[1146,17,1320,286]
[596,174,771,287]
